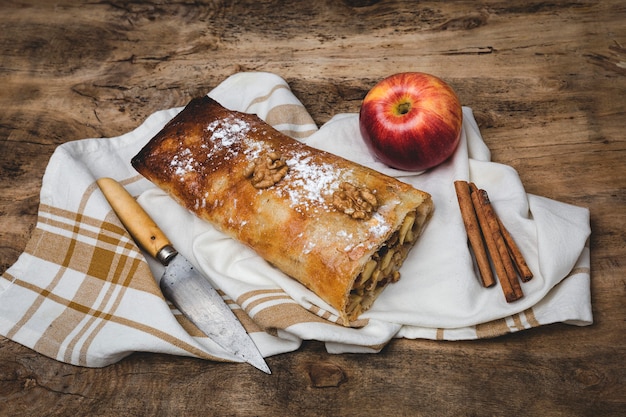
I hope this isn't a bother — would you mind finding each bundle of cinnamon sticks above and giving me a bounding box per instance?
[454,180,533,302]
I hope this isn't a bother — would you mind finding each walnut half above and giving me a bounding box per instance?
[243,151,289,188]
[332,182,378,219]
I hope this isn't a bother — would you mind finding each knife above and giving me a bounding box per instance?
[96,177,270,374]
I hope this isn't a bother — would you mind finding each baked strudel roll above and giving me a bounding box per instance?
[131,96,433,325]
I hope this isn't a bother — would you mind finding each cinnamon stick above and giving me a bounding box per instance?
[469,183,523,302]
[475,188,524,301]
[454,181,495,287]
[497,217,534,282]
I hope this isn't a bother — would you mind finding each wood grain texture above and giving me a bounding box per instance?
[1,0,624,416]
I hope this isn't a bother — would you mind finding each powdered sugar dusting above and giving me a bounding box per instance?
[204,115,265,163]
[369,212,391,238]
[207,116,250,148]
[170,115,263,180]
[271,150,345,213]
[170,148,196,179]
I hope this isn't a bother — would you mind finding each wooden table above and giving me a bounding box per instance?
[1,1,624,415]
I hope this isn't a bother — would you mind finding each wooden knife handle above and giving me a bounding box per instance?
[97,177,175,264]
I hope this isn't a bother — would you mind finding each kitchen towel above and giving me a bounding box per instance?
[0,72,591,367]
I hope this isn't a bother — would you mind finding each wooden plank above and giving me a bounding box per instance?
[1,1,625,415]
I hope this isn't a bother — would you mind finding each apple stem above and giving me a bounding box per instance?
[397,101,411,115]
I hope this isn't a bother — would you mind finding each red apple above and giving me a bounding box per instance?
[359,72,463,171]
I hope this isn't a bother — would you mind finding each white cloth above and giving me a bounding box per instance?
[0,72,591,367]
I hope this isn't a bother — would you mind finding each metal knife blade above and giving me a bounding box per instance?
[160,255,270,373]
[96,177,270,374]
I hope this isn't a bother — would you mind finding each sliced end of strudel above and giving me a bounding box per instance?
[131,96,433,326]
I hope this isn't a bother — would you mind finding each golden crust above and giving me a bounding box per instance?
[132,96,433,325]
